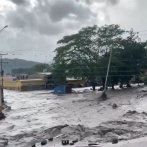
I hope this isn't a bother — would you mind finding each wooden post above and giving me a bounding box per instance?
[0,87,3,113]
[0,87,2,107]
[0,55,8,104]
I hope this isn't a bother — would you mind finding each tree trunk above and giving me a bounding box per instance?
[101,77,105,89]
[126,82,131,87]
[119,81,123,88]
[112,83,115,90]
[91,81,96,91]
[92,85,96,91]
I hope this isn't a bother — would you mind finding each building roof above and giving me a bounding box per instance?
[66,77,82,81]
[37,72,52,75]
[19,79,43,82]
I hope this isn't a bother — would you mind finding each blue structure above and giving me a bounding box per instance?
[54,86,66,94]
[54,85,72,94]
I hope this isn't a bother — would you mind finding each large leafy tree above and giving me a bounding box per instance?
[52,24,147,90]
[111,29,147,88]
[52,24,125,90]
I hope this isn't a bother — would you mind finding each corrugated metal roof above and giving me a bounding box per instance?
[66,77,82,81]
[37,72,52,75]
[19,79,43,81]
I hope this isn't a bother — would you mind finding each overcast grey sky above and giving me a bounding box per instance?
[0,0,146,63]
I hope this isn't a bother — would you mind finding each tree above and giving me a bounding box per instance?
[95,24,125,89]
[52,62,66,85]
[11,64,52,75]
[112,29,147,88]
[52,24,125,90]
[32,64,52,73]
[53,25,99,89]
[52,24,147,90]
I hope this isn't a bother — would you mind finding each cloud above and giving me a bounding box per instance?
[106,0,120,5]
[76,0,120,5]
[0,0,147,63]
[48,0,94,22]
[1,0,98,63]
[6,7,64,35]
[7,0,30,6]
[6,0,96,36]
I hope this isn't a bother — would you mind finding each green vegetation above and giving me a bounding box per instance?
[11,64,52,74]
[52,24,147,90]
[141,75,147,85]
[3,58,41,74]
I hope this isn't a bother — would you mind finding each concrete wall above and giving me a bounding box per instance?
[3,81,21,90]
[2,79,85,91]
[20,79,45,86]
[21,85,45,91]
[1,79,45,91]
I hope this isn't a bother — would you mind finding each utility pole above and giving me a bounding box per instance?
[100,48,113,99]
[103,48,113,92]
[0,54,8,104]
[0,25,8,107]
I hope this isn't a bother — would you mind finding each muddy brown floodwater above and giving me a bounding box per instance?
[1,85,147,147]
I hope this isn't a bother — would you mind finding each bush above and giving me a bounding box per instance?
[141,75,147,85]
[0,112,5,120]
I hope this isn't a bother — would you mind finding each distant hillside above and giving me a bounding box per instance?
[2,58,41,74]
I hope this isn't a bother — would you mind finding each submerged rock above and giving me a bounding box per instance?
[112,103,117,109]
[0,112,5,120]
[41,140,47,145]
[112,138,118,144]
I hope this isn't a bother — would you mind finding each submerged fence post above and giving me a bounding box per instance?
[0,87,2,107]
[0,87,3,113]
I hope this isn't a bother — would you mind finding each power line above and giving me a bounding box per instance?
[51,74,141,78]
[5,52,147,62]
[51,66,146,70]
[138,30,147,33]
[52,69,145,75]
[53,70,143,73]
[7,52,147,61]
[52,71,143,76]
[3,53,147,62]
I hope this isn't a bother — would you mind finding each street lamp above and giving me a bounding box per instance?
[0,25,8,34]
[0,25,8,105]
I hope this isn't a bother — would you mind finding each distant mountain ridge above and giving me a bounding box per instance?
[2,58,41,74]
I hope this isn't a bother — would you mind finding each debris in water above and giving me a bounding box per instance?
[70,142,74,145]
[48,138,53,142]
[62,140,69,145]
[72,139,78,143]
[0,112,5,120]
[112,103,117,109]
[112,138,118,144]
[41,140,47,145]
[0,139,8,146]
